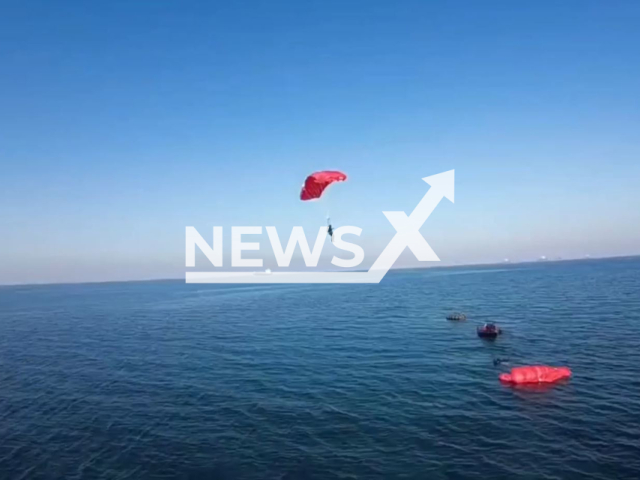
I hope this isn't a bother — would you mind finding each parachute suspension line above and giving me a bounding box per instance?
[323,191,332,225]
[318,192,331,226]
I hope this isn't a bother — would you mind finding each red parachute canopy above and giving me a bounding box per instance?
[300,171,347,201]
[499,366,572,384]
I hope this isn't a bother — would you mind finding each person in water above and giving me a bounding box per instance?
[493,358,509,366]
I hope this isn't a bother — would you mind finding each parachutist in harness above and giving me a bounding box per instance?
[327,220,334,242]
[300,171,348,244]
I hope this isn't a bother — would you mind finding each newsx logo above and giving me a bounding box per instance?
[185,170,454,284]
[186,225,364,269]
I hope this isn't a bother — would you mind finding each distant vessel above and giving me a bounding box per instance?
[477,323,501,338]
[254,268,273,276]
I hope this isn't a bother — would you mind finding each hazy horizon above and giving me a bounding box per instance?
[2,253,638,287]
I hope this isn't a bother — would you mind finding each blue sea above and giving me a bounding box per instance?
[1,258,640,479]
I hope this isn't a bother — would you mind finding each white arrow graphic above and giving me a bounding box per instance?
[186,170,454,283]
[367,169,455,281]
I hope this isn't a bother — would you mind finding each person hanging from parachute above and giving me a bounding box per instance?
[326,218,334,242]
[300,170,347,243]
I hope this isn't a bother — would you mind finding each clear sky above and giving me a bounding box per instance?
[1,1,639,284]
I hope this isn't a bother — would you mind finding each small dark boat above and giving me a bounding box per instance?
[446,313,467,321]
[477,323,501,338]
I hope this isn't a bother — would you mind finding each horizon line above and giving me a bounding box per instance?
[1,253,638,288]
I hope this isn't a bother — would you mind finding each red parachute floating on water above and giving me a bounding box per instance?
[300,171,347,201]
[499,366,572,385]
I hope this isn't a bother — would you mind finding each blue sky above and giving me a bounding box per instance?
[1,1,639,284]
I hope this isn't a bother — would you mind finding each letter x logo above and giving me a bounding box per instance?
[369,170,454,274]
